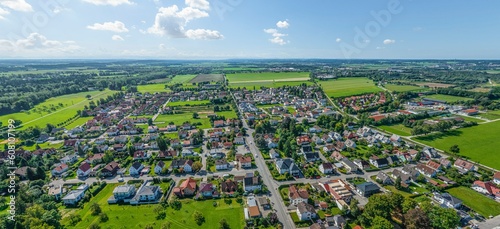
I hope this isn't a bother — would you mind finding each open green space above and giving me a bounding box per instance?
[227,72,310,83]
[424,94,473,102]
[216,111,238,119]
[168,100,211,107]
[155,113,212,129]
[414,121,500,170]
[137,83,172,93]
[169,74,197,84]
[63,183,245,229]
[384,84,426,92]
[0,90,113,129]
[447,186,500,217]
[64,117,94,129]
[190,74,224,83]
[229,81,313,89]
[480,110,500,120]
[319,77,382,98]
[378,124,412,136]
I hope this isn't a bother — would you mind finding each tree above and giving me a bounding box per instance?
[86,94,92,99]
[219,218,230,229]
[362,194,392,220]
[148,118,153,126]
[161,222,172,229]
[99,212,109,222]
[371,216,393,229]
[67,213,81,226]
[193,210,205,225]
[404,208,431,229]
[349,198,360,218]
[193,112,199,119]
[90,203,101,216]
[157,136,168,151]
[395,176,402,190]
[428,206,460,229]
[449,144,460,156]
[192,161,203,172]
[89,223,101,229]
[402,197,417,214]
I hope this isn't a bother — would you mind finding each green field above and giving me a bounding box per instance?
[216,111,238,119]
[227,72,310,83]
[424,94,473,102]
[168,100,211,107]
[64,117,94,129]
[169,74,197,84]
[319,77,382,98]
[414,121,500,170]
[0,90,113,129]
[384,84,426,92]
[447,186,500,217]
[137,84,172,93]
[480,110,500,120]
[155,113,212,129]
[190,74,224,83]
[63,183,245,229]
[229,81,313,89]
[378,124,412,136]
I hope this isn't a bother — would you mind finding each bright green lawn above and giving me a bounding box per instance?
[378,124,412,136]
[64,117,94,129]
[216,111,238,119]
[447,186,500,217]
[169,74,197,84]
[424,94,473,102]
[227,72,310,83]
[155,114,212,129]
[0,90,112,129]
[168,100,211,107]
[480,110,500,120]
[414,120,500,170]
[229,81,312,89]
[23,141,63,151]
[319,77,382,98]
[137,84,172,93]
[384,84,426,92]
[63,183,245,229]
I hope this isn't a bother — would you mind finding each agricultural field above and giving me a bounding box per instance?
[479,110,500,120]
[469,87,492,93]
[414,120,500,170]
[384,84,426,92]
[216,111,238,119]
[447,186,500,217]
[137,83,171,93]
[169,74,197,84]
[415,82,455,88]
[423,94,473,102]
[319,77,382,98]
[64,117,94,129]
[155,113,212,129]
[0,90,113,129]
[62,183,245,229]
[226,72,310,83]
[378,124,412,136]
[229,81,312,89]
[167,100,211,107]
[190,74,224,83]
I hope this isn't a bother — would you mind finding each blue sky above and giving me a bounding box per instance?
[0,0,499,59]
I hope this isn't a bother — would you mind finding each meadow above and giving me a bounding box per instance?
[319,77,382,98]
[169,74,197,84]
[190,74,224,83]
[229,81,313,89]
[0,90,113,129]
[480,110,500,120]
[62,183,245,229]
[155,113,212,129]
[384,84,426,92]
[167,100,211,107]
[414,120,500,170]
[447,186,500,217]
[424,94,473,102]
[137,84,171,93]
[226,72,310,83]
[378,124,412,136]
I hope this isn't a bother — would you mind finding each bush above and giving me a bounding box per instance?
[99,213,109,222]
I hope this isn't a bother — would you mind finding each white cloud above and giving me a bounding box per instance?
[0,0,33,12]
[185,0,210,10]
[159,43,166,49]
[111,35,124,41]
[269,36,288,45]
[147,4,223,40]
[383,39,395,45]
[0,33,81,56]
[0,7,9,20]
[87,21,129,33]
[82,0,133,6]
[336,38,341,43]
[276,20,289,29]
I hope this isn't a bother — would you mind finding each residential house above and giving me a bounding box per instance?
[320,179,352,210]
[171,159,193,173]
[112,185,136,200]
[333,215,347,228]
[60,154,78,164]
[297,202,317,221]
[244,173,261,192]
[154,161,167,174]
[86,153,104,164]
[101,161,120,177]
[62,189,86,205]
[129,162,144,176]
[422,147,439,159]
[198,183,218,198]
[135,186,161,202]
[77,162,92,177]
[304,152,321,162]
[323,144,335,153]
[330,151,344,161]
[340,158,358,173]
[234,137,245,145]
[453,159,475,174]
[427,160,443,172]
[52,163,69,177]
[319,163,334,174]
[215,159,229,170]
[48,186,64,200]
[433,192,462,209]
[353,159,371,170]
[133,151,150,160]
[369,156,389,168]
[289,185,309,205]
[269,149,280,159]
[494,172,500,186]
[173,177,197,197]
[345,139,356,149]
[239,156,252,169]
[275,158,300,176]
[439,158,452,168]
[356,182,380,197]
[416,163,437,178]
[221,180,238,195]
[472,181,500,199]
[376,172,393,185]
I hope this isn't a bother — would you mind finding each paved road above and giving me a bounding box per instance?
[476,214,500,229]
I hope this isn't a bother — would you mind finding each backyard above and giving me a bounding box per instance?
[447,186,500,217]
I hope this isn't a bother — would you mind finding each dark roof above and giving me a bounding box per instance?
[356,182,380,193]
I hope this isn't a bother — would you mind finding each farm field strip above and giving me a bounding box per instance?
[319,77,382,98]
[424,94,473,102]
[226,72,310,83]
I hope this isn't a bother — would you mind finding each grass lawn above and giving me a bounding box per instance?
[0,90,113,129]
[63,183,245,229]
[155,113,212,129]
[384,185,416,198]
[168,100,211,107]
[23,141,63,151]
[480,110,500,120]
[169,74,197,84]
[227,72,310,83]
[64,117,94,129]
[229,80,312,89]
[319,77,382,98]
[447,186,500,217]
[216,111,238,119]
[414,121,500,170]
[378,124,412,136]
[424,94,473,102]
[384,84,426,92]
[137,83,172,93]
